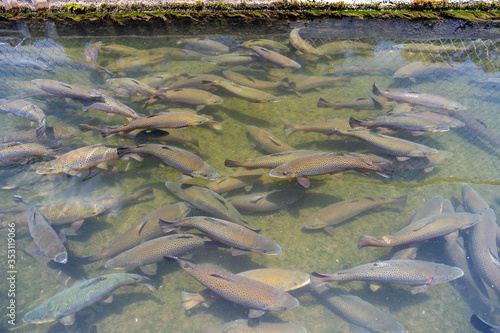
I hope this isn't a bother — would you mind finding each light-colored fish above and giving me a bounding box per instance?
[222,70,289,90]
[206,169,263,194]
[163,74,227,90]
[246,125,294,153]
[162,88,224,111]
[289,28,322,56]
[317,41,373,56]
[373,83,466,112]
[166,257,299,318]
[35,144,119,177]
[13,195,67,264]
[31,79,103,101]
[22,273,156,325]
[106,77,162,96]
[148,47,206,60]
[105,234,207,275]
[165,182,249,228]
[204,79,280,103]
[358,212,481,249]
[100,112,220,138]
[104,54,164,73]
[283,119,351,137]
[177,38,230,54]
[304,195,407,235]
[160,216,281,256]
[224,149,318,170]
[392,42,475,54]
[399,110,464,128]
[393,61,478,82]
[228,188,305,213]
[248,45,301,69]
[240,39,290,53]
[0,99,47,138]
[311,259,464,294]
[0,142,56,166]
[448,110,500,147]
[288,75,349,95]
[317,96,385,111]
[269,152,392,188]
[116,144,218,181]
[201,54,261,66]
[81,94,143,119]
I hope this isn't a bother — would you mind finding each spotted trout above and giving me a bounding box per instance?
[0,142,57,166]
[311,259,464,294]
[22,273,156,325]
[165,257,299,318]
[225,150,318,170]
[246,125,294,153]
[0,99,47,138]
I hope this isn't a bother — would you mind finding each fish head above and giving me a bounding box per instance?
[269,168,294,179]
[22,302,56,324]
[430,266,464,285]
[54,251,68,264]
[270,292,299,310]
[193,167,218,180]
[208,96,224,105]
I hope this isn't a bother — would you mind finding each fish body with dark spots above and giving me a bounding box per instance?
[246,125,294,153]
[284,119,351,137]
[228,188,305,213]
[401,110,465,128]
[349,113,450,135]
[22,273,156,325]
[105,234,207,275]
[269,152,392,188]
[205,79,281,103]
[165,257,299,318]
[311,259,464,294]
[206,169,263,194]
[35,144,119,177]
[162,88,224,110]
[304,195,407,233]
[0,99,47,138]
[160,216,281,256]
[117,144,218,181]
[358,212,481,249]
[0,143,57,166]
[224,150,319,170]
[13,195,67,264]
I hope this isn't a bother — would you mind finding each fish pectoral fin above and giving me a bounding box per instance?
[56,220,84,236]
[297,176,310,188]
[423,166,435,173]
[140,263,158,275]
[410,284,428,294]
[248,309,266,319]
[250,195,266,204]
[59,313,75,326]
[100,295,114,303]
[231,248,249,256]
[369,282,382,292]
[179,174,193,182]
[411,131,425,136]
[323,226,336,236]
[209,274,239,284]
[396,156,410,162]
[244,185,254,192]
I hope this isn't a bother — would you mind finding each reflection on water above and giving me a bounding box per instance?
[0,18,499,333]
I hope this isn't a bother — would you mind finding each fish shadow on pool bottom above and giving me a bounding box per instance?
[215,106,274,128]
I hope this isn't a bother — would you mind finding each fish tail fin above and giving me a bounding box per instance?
[135,275,158,291]
[349,116,365,129]
[358,235,383,249]
[393,195,408,208]
[310,272,331,287]
[36,125,46,139]
[283,123,296,138]
[371,96,384,110]
[375,162,393,178]
[100,125,114,138]
[280,78,290,88]
[116,147,133,160]
[180,291,206,310]
[208,120,222,131]
[372,83,382,96]
[12,195,25,204]
[78,124,94,132]
[158,219,176,233]
[317,97,331,108]
[224,159,243,168]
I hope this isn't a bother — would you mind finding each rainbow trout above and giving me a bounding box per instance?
[22,273,156,325]
[160,216,281,256]
[246,125,295,153]
[165,257,299,318]
[117,144,218,181]
[304,195,407,235]
[269,152,392,188]
[105,234,207,275]
[13,195,67,264]
[311,259,464,294]
[0,99,47,138]
[358,212,481,249]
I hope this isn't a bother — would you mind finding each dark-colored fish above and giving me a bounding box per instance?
[22,273,156,325]
[13,195,67,264]
[269,152,392,188]
[0,99,47,138]
[311,259,464,294]
[246,125,294,153]
[105,234,207,275]
[160,216,281,256]
[116,144,217,181]
[358,212,481,249]
[165,257,299,318]
[304,195,407,235]
[317,96,385,111]
[228,188,305,213]
[165,182,249,228]
[311,284,404,332]
[225,150,318,169]
[283,119,351,137]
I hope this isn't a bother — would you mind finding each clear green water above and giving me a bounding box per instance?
[0,19,499,333]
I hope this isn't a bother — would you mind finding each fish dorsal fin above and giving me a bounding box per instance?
[140,263,158,275]
[59,313,75,326]
[268,136,282,146]
[82,276,106,289]
[412,219,435,232]
[410,284,428,294]
[248,309,266,318]
[210,274,239,284]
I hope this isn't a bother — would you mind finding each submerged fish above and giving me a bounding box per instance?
[304,195,407,235]
[289,28,323,56]
[269,152,392,188]
[311,259,464,294]
[165,182,249,227]
[13,195,67,264]
[31,79,103,101]
[0,126,76,145]
[312,284,404,333]
[462,183,490,215]
[240,39,290,53]
[81,94,144,119]
[372,83,466,112]
[317,41,373,56]
[0,99,47,138]
[106,77,162,96]
[283,119,351,137]
[228,188,305,213]
[317,96,385,111]
[134,129,199,147]
[177,38,230,54]
[160,216,281,256]
[358,212,481,249]
[204,79,281,103]
[35,144,119,177]
[161,88,224,111]
[165,257,299,318]
[116,144,218,181]
[201,54,261,66]
[448,110,500,147]
[22,273,156,325]
[207,319,307,333]
[222,70,289,90]
[0,142,57,166]
[248,45,301,69]
[182,268,310,310]
[105,233,207,275]
[224,150,318,170]
[246,125,294,153]
[288,75,349,95]
[206,169,263,194]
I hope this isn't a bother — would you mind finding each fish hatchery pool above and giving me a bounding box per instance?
[0,15,499,333]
